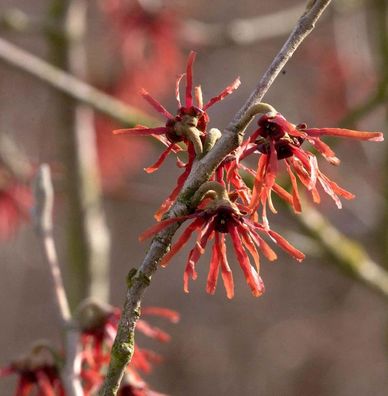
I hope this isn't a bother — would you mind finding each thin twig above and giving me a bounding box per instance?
[32,164,83,396]
[100,1,333,395]
[0,37,157,127]
[182,3,306,46]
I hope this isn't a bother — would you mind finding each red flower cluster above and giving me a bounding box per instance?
[1,302,179,396]
[0,342,64,396]
[116,51,383,298]
[115,51,240,220]
[141,182,304,298]
[243,112,383,226]
[96,0,183,195]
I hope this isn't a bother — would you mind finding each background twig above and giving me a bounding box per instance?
[32,164,82,396]
[0,37,156,127]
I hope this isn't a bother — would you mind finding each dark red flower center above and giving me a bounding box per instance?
[259,120,285,140]
[213,206,235,233]
[256,136,304,160]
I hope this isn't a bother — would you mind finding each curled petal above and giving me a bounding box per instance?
[160,217,206,267]
[136,319,170,342]
[206,238,220,295]
[141,88,174,119]
[307,137,340,165]
[203,77,241,110]
[139,214,199,241]
[318,172,355,208]
[141,307,180,323]
[272,183,294,206]
[285,161,302,213]
[238,224,261,272]
[229,224,265,297]
[184,223,214,293]
[144,143,175,174]
[267,230,305,262]
[305,128,383,142]
[216,233,235,299]
[154,160,193,221]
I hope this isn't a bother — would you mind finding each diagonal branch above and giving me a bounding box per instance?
[100,1,333,395]
[0,37,157,127]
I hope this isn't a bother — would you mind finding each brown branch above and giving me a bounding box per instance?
[99,1,333,395]
[32,164,83,396]
[0,37,157,127]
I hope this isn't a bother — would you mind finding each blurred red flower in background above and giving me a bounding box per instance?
[96,0,184,195]
[76,300,179,395]
[0,168,31,240]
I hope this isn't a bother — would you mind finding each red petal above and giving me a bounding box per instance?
[318,171,355,208]
[139,214,198,241]
[285,161,302,213]
[247,227,278,261]
[141,88,174,119]
[216,233,235,299]
[238,225,261,272]
[144,143,175,174]
[268,230,305,262]
[305,128,383,142]
[154,163,193,221]
[307,137,340,165]
[141,307,180,323]
[272,183,294,206]
[160,217,206,267]
[16,377,33,396]
[184,222,214,293]
[229,224,265,297]
[136,319,170,342]
[203,77,241,110]
[206,238,220,295]
[185,51,196,107]
[36,371,55,396]
[113,126,169,136]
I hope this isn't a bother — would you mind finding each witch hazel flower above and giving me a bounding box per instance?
[114,51,240,220]
[0,341,64,396]
[0,167,32,241]
[140,181,304,299]
[242,110,383,224]
[75,299,179,395]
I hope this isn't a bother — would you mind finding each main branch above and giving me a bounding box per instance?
[100,1,333,394]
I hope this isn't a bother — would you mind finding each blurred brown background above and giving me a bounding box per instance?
[0,0,387,395]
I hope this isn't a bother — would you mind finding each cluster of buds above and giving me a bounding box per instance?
[1,300,179,395]
[116,51,383,298]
